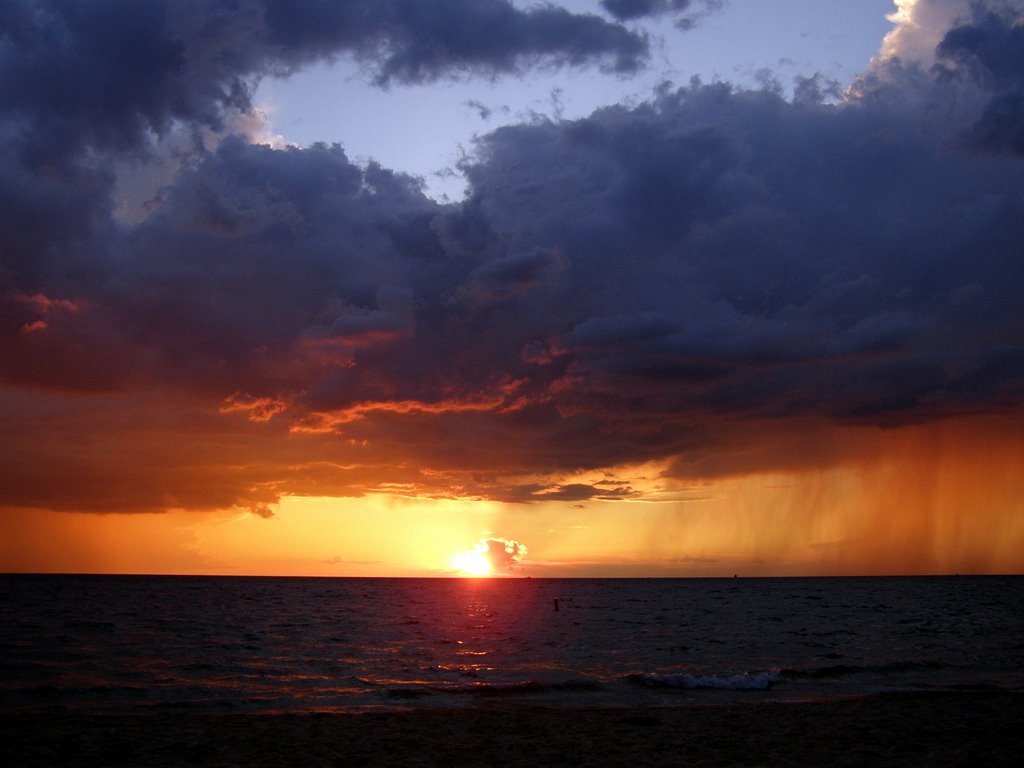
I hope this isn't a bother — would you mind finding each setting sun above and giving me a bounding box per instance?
[448,537,528,577]
[450,548,492,577]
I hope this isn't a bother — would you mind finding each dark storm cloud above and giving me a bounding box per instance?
[600,0,723,28]
[937,4,1024,154]
[2,1,1024,513]
[0,0,648,158]
[333,0,651,84]
[465,248,566,302]
[601,0,693,20]
[455,57,1024,427]
[0,0,651,298]
[480,481,636,504]
[101,137,443,397]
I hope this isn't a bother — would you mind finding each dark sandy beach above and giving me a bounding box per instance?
[3,691,1021,767]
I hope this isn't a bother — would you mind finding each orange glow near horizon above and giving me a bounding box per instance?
[1,416,1022,578]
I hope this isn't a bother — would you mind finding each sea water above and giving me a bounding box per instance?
[1,575,1022,713]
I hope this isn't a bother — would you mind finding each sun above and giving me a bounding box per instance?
[450,548,492,577]
[448,537,528,577]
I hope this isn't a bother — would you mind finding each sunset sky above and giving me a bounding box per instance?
[2,0,1023,577]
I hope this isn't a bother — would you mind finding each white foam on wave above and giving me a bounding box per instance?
[639,671,780,690]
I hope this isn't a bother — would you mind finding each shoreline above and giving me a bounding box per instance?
[3,690,1022,767]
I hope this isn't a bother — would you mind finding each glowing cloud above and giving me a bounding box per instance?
[877,0,986,66]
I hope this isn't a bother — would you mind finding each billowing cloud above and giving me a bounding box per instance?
[1,1,1023,518]
[877,0,971,66]
[936,2,1024,154]
[478,537,528,573]
[0,0,650,154]
[0,0,652,288]
[250,503,276,519]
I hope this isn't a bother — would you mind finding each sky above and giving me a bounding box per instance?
[255,0,897,201]
[1,0,1023,577]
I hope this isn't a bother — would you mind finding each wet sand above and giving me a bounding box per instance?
[2,691,1021,767]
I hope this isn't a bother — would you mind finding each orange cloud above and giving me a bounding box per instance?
[219,392,291,422]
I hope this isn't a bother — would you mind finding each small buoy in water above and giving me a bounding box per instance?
[553,598,560,612]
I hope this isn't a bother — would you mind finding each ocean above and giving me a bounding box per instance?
[2,574,1022,714]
